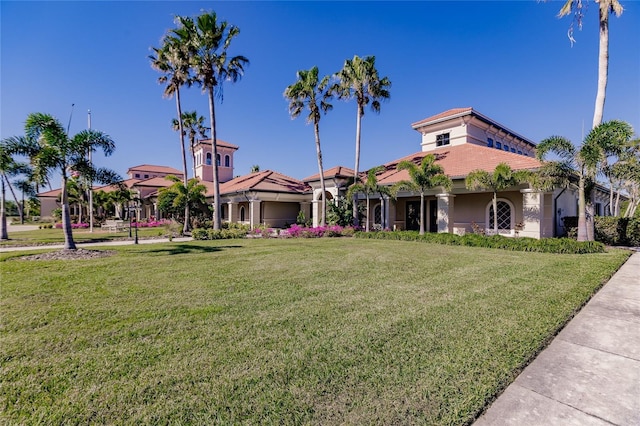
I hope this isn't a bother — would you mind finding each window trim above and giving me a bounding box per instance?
[485,198,515,236]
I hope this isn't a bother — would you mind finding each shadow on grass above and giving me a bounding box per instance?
[143,244,243,256]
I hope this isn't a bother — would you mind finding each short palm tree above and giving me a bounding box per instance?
[157,175,208,226]
[150,36,192,233]
[557,0,624,128]
[284,66,333,226]
[172,111,208,178]
[393,154,451,235]
[332,55,391,226]
[9,113,120,249]
[172,12,249,230]
[347,166,391,232]
[465,163,530,236]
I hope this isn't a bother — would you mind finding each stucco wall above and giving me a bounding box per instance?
[262,202,299,228]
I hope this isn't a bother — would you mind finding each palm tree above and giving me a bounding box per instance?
[284,66,333,226]
[150,35,192,233]
[347,166,391,231]
[9,113,120,249]
[172,111,208,178]
[557,0,624,128]
[611,138,640,217]
[332,55,391,226]
[393,154,452,235]
[172,12,249,230]
[157,175,208,226]
[465,163,530,236]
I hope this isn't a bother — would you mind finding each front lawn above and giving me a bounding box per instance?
[0,239,630,424]
[0,227,167,247]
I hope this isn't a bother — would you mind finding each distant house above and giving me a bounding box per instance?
[38,107,612,238]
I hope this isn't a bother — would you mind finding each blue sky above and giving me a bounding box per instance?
[2,1,639,183]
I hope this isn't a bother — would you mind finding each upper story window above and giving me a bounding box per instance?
[517,150,522,155]
[135,173,140,178]
[503,144,509,152]
[206,152,212,165]
[496,141,502,150]
[511,148,516,153]
[436,133,450,147]
[487,138,494,148]
[216,153,221,166]
[144,174,149,179]
[224,155,230,167]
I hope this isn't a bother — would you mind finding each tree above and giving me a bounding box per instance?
[9,113,120,249]
[284,66,333,226]
[150,34,193,233]
[465,163,530,236]
[611,138,640,217]
[557,0,624,128]
[394,154,452,235]
[332,55,391,226]
[347,166,391,231]
[172,12,249,230]
[172,110,208,178]
[157,175,208,226]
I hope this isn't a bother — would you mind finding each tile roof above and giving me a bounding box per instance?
[411,107,473,128]
[38,178,141,197]
[197,139,240,150]
[376,144,542,185]
[302,165,355,182]
[126,164,183,175]
[131,176,179,188]
[211,170,310,196]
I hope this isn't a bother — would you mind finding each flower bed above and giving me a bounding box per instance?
[130,219,172,228]
[55,223,88,229]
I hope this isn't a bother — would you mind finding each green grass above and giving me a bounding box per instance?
[0,227,166,247]
[0,239,630,424]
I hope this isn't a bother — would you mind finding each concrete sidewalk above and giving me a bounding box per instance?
[0,236,194,252]
[475,251,640,425]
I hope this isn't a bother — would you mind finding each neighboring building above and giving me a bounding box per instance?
[38,107,612,238]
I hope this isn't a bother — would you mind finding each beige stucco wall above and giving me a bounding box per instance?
[39,197,59,219]
[262,202,300,228]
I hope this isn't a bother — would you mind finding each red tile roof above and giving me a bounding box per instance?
[38,178,141,197]
[126,164,183,175]
[208,170,310,196]
[303,165,355,182]
[131,176,179,188]
[376,144,542,185]
[197,139,240,150]
[411,107,473,128]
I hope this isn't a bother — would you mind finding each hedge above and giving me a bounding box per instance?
[354,231,605,254]
[563,216,640,246]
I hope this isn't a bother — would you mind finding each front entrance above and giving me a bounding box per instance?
[406,201,420,231]
[429,200,438,233]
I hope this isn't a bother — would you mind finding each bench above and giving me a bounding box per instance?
[101,220,129,232]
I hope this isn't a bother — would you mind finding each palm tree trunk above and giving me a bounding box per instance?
[208,85,221,231]
[175,88,190,234]
[608,178,615,216]
[592,7,608,128]
[352,106,363,227]
[365,195,370,232]
[314,121,326,227]
[1,179,8,240]
[419,192,425,235]
[2,172,24,221]
[60,176,77,250]
[577,176,588,241]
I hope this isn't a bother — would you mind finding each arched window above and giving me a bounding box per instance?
[240,206,246,222]
[374,204,382,226]
[216,153,221,166]
[486,199,514,233]
[205,152,212,166]
[224,155,230,167]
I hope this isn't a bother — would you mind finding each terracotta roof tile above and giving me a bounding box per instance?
[199,170,310,197]
[411,107,473,128]
[126,164,183,175]
[131,176,179,188]
[197,139,240,150]
[303,165,355,182]
[376,144,542,185]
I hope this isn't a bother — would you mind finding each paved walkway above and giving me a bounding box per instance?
[475,251,640,425]
[0,236,194,252]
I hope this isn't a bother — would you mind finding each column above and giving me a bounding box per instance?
[227,202,237,224]
[436,193,456,233]
[249,199,261,229]
[520,189,545,239]
[311,199,320,228]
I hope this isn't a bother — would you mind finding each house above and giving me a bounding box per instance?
[38,107,611,238]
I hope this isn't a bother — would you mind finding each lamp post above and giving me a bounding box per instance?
[128,201,132,238]
[133,198,139,245]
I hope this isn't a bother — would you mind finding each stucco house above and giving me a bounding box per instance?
[38,107,611,238]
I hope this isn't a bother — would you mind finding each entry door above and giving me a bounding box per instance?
[429,200,438,233]
[406,201,420,231]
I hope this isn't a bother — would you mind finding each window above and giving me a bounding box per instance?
[511,148,516,153]
[240,206,246,222]
[436,133,450,147]
[496,142,502,150]
[503,144,509,152]
[135,173,140,178]
[517,150,522,155]
[487,138,494,148]
[216,154,221,166]
[206,153,212,165]
[224,155,230,167]
[374,204,382,226]
[144,174,149,178]
[487,199,513,232]
[595,203,602,216]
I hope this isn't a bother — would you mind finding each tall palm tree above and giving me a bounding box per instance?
[557,0,624,128]
[347,166,391,231]
[9,113,120,249]
[150,35,193,233]
[332,55,391,226]
[172,12,249,230]
[393,154,452,235]
[0,140,21,240]
[172,111,208,178]
[284,66,333,226]
[465,163,530,236]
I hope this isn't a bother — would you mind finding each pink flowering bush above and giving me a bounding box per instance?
[130,219,172,228]
[55,223,88,229]
[280,224,354,238]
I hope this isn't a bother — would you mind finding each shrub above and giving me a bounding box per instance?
[191,227,249,240]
